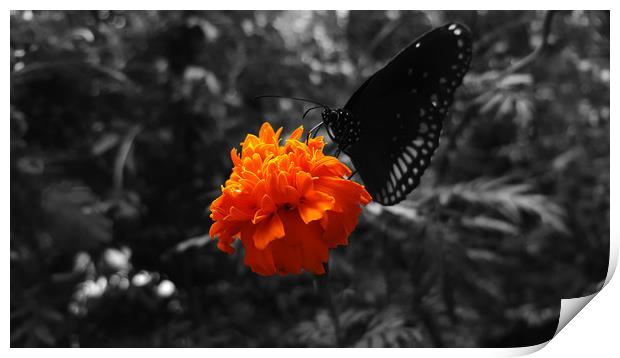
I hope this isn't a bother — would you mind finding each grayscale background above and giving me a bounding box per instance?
[10,10,609,347]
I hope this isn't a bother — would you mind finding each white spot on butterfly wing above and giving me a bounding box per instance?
[392,163,402,179]
[406,146,418,156]
[386,176,394,192]
[419,123,429,133]
[454,28,463,36]
[402,151,413,164]
[448,24,457,31]
[397,157,407,172]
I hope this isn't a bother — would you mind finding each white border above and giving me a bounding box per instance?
[5,4,617,356]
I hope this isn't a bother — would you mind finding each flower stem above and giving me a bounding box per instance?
[315,264,341,347]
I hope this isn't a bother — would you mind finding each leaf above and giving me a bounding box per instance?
[33,325,56,346]
[498,73,533,88]
[514,97,533,124]
[435,177,568,234]
[91,133,120,155]
[479,92,505,114]
[354,307,423,348]
[295,309,336,347]
[498,96,514,116]
[42,183,112,254]
[461,215,519,235]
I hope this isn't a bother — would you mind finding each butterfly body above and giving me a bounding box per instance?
[321,108,359,151]
[324,22,473,205]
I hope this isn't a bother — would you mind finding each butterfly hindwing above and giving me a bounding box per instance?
[345,93,444,205]
[342,22,472,205]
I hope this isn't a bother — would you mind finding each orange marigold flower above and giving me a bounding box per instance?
[209,122,372,276]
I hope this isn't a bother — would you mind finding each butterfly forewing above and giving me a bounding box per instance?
[343,22,472,205]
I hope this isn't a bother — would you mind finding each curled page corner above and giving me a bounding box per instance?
[554,294,597,336]
[519,237,618,355]
[550,233,618,340]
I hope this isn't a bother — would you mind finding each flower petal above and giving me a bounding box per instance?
[321,211,350,247]
[259,122,279,144]
[295,171,313,196]
[289,126,304,141]
[280,210,327,274]
[253,194,276,224]
[253,212,285,250]
[298,190,335,224]
[209,121,371,276]
[241,225,276,275]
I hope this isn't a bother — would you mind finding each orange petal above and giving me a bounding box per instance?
[280,210,327,274]
[270,238,303,275]
[311,155,351,177]
[268,171,300,205]
[274,126,283,143]
[241,225,276,275]
[251,179,267,201]
[298,190,335,224]
[289,126,304,141]
[209,220,225,238]
[253,194,276,224]
[216,234,236,254]
[321,211,350,248]
[259,122,277,144]
[230,148,242,167]
[226,205,253,221]
[253,212,285,249]
[295,171,313,197]
[315,176,370,212]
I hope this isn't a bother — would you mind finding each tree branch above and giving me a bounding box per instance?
[497,10,557,78]
[439,11,558,177]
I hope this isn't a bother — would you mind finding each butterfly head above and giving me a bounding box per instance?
[321,108,360,150]
[320,108,338,127]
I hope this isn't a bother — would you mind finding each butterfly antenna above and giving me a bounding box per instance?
[302,105,324,120]
[254,95,329,109]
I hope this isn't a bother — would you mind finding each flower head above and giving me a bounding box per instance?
[209,122,371,275]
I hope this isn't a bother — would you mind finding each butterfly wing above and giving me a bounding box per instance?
[344,22,472,205]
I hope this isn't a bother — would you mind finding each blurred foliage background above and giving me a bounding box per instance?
[10,10,609,347]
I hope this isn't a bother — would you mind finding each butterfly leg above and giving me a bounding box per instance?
[347,170,358,180]
[306,122,324,144]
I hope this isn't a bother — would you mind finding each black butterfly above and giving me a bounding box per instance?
[321,22,473,205]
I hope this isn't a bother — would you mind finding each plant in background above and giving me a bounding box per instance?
[209,122,371,275]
